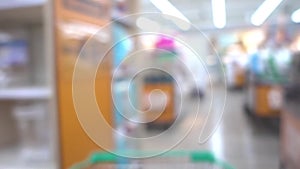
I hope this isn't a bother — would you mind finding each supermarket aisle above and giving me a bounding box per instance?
[140,86,279,169]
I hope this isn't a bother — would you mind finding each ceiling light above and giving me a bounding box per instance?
[150,0,191,30]
[291,8,300,23]
[211,0,226,29]
[251,0,283,26]
[136,17,161,31]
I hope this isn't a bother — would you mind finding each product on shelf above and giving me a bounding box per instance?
[13,102,50,161]
[0,30,29,87]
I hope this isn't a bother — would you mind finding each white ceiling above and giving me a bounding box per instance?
[140,0,300,29]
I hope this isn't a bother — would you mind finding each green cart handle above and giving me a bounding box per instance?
[72,150,234,169]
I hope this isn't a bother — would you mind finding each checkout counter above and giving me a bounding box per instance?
[244,76,283,118]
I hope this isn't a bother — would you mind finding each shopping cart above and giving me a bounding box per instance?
[72,150,234,169]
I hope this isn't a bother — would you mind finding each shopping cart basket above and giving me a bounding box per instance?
[72,150,234,169]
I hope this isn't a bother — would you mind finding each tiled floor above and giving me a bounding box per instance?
[139,86,279,169]
[0,87,279,169]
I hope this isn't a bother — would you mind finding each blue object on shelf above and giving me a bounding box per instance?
[112,24,132,68]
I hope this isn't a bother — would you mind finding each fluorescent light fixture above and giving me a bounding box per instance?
[150,0,191,30]
[291,8,300,23]
[251,0,283,26]
[0,0,45,9]
[136,17,161,31]
[211,0,226,29]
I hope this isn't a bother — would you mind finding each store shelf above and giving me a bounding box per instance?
[0,87,52,100]
[0,0,44,24]
[0,145,55,169]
